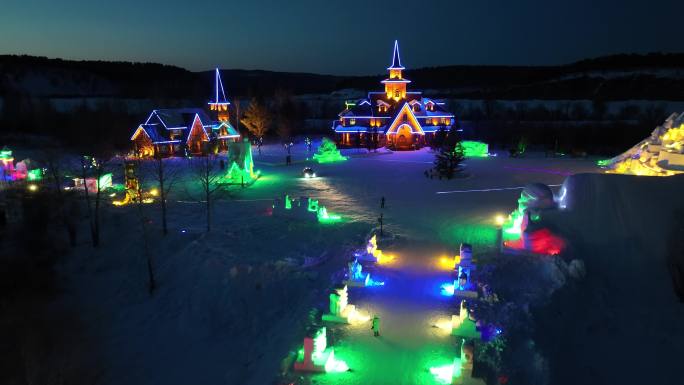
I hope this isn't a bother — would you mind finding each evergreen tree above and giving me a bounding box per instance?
[434,126,464,179]
[431,126,447,151]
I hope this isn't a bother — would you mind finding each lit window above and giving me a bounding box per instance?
[350,118,356,125]
[394,89,400,98]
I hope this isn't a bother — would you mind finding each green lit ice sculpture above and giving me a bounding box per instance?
[313,138,347,163]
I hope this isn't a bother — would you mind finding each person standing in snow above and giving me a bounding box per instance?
[371,315,380,337]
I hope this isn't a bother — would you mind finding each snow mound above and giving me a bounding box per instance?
[559,172,684,247]
[603,112,684,175]
[534,172,684,385]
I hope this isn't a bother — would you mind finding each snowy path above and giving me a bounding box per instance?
[64,143,601,385]
[276,147,599,384]
[315,242,458,385]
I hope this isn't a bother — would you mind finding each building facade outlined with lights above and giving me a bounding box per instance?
[333,41,456,150]
[130,69,240,157]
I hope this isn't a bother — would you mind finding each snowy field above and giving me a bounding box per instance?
[49,143,684,385]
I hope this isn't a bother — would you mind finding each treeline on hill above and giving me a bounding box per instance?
[338,53,684,100]
[3,53,684,99]
[0,55,346,98]
[451,98,669,155]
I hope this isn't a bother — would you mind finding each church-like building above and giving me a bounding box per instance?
[130,69,240,157]
[333,41,455,150]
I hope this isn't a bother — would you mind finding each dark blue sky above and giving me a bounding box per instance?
[1,0,683,75]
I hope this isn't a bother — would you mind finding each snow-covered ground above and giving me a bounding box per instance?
[48,142,683,385]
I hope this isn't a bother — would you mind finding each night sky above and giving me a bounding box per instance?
[1,0,683,75]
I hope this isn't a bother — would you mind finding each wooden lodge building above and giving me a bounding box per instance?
[131,69,240,157]
[333,41,455,150]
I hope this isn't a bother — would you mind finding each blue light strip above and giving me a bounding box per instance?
[387,40,405,70]
[143,111,156,125]
[210,68,230,105]
[154,111,170,129]
[338,115,391,119]
[186,114,210,144]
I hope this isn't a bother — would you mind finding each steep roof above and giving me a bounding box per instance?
[209,68,230,105]
[387,40,405,70]
[339,99,373,117]
[146,108,212,129]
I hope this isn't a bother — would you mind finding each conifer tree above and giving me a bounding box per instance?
[434,126,464,179]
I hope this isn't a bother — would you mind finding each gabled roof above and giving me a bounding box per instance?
[131,123,168,143]
[339,100,373,117]
[387,40,405,70]
[146,108,212,129]
[186,114,210,144]
[386,102,424,135]
[215,121,240,138]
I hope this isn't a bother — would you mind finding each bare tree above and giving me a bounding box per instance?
[80,155,111,247]
[189,153,224,232]
[133,159,156,294]
[241,98,271,149]
[154,154,178,236]
[39,147,79,247]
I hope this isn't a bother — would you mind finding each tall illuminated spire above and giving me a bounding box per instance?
[387,40,404,70]
[209,68,229,105]
[209,67,230,122]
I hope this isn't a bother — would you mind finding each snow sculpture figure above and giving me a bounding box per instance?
[451,300,482,339]
[294,327,348,372]
[322,284,363,323]
[502,183,566,256]
[459,243,473,266]
[454,243,478,298]
[344,257,371,287]
[323,284,368,324]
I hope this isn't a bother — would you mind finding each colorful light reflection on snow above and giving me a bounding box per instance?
[429,358,461,384]
[503,228,565,256]
[440,282,455,297]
